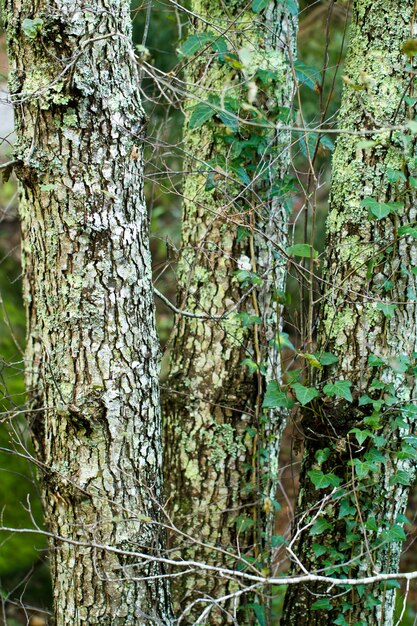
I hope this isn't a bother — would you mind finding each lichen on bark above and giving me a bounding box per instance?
[5,1,173,624]
[282,2,417,625]
[163,2,298,623]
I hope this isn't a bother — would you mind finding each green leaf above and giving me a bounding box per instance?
[368,354,385,367]
[389,470,411,486]
[334,616,349,626]
[323,380,353,402]
[311,598,332,610]
[249,603,266,626]
[349,428,374,446]
[312,543,327,557]
[381,524,406,542]
[339,500,356,519]
[315,448,331,465]
[313,352,338,366]
[22,17,44,39]
[262,381,294,409]
[189,102,217,129]
[399,224,417,238]
[294,60,321,90]
[380,580,400,590]
[308,470,341,489]
[252,0,269,12]
[178,32,215,57]
[292,383,319,405]
[386,168,406,183]
[271,534,285,547]
[361,198,391,220]
[375,302,397,319]
[217,110,239,132]
[309,517,332,536]
[365,516,378,532]
[287,243,318,259]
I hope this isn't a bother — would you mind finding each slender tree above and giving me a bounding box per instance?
[163,1,297,622]
[282,2,417,624]
[5,2,172,624]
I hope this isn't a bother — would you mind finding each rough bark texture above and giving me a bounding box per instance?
[5,2,172,624]
[163,2,297,623]
[282,2,417,625]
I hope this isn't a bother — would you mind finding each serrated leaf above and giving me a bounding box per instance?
[287,243,318,259]
[323,380,353,402]
[292,383,319,405]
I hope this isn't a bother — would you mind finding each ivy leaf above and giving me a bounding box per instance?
[368,354,385,366]
[262,381,294,409]
[323,380,353,402]
[313,351,338,366]
[309,517,332,536]
[189,102,217,129]
[312,544,327,557]
[311,598,332,610]
[389,470,411,486]
[375,302,397,319]
[287,243,318,258]
[381,524,406,542]
[349,428,374,446]
[308,470,341,489]
[252,0,269,12]
[315,447,330,465]
[22,17,44,39]
[292,383,319,405]
[178,32,215,57]
[361,198,390,220]
[399,225,417,238]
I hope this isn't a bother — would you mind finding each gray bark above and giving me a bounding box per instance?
[282,2,417,625]
[5,2,172,624]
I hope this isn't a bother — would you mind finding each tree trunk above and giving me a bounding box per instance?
[282,2,417,625]
[5,2,172,624]
[163,2,297,623]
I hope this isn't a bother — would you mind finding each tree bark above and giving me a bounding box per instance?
[5,2,172,624]
[282,2,417,625]
[163,2,297,623]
